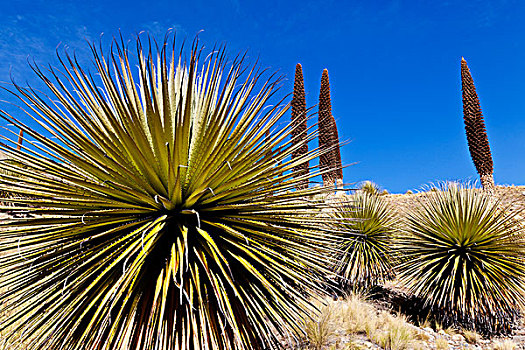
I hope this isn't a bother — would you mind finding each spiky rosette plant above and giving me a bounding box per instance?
[396,183,525,334]
[461,58,495,192]
[291,63,309,190]
[333,191,399,289]
[358,181,380,196]
[0,35,342,350]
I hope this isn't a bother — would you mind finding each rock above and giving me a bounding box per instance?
[511,335,525,343]
[423,327,434,334]
[452,334,465,342]
[363,341,375,348]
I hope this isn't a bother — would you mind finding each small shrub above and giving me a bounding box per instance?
[462,329,481,344]
[414,331,431,342]
[299,294,375,349]
[371,312,420,350]
[342,293,377,334]
[305,303,336,350]
[444,327,457,337]
[435,337,449,350]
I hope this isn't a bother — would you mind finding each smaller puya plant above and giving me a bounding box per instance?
[396,183,525,335]
[333,190,399,289]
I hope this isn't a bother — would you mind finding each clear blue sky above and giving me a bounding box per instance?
[1,0,525,193]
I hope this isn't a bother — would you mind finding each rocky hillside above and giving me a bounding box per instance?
[294,293,524,349]
[292,185,525,349]
[384,185,525,216]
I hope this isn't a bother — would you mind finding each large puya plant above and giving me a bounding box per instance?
[396,183,525,335]
[0,34,342,350]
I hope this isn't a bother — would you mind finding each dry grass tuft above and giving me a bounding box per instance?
[435,336,449,350]
[492,339,517,350]
[305,301,337,350]
[301,293,425,349]
[370,312,420,350]
[342,293,377,334]
[462,329,482,344]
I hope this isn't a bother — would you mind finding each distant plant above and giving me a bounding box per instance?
[16,130,23,150]
[359,181,380,195]
[381,189,389,195]
[396,183,525,334]
[405,190,413,195]
[331,114,343,187]
[0,156,29,207]
[318,69,341,187]
[0,35,342,350]
[334,191,399,289]
[461,58,495,192]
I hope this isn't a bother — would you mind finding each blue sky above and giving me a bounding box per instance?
[1,0,525,193]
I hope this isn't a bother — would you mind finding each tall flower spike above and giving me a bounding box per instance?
[291,63,309,190]
[16,130,23,151]
[461,58,495,192]
[318,69,336,186]
[330,114,343,187]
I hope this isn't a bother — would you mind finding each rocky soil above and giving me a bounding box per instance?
[316,185,525,350]
[384,185,525,217]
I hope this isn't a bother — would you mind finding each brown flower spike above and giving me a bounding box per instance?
[318,69,342,187]
[16,130,23,150]
[330,114,343,186]
[291,64,309,190]
[461,58,495,192]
